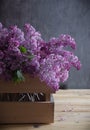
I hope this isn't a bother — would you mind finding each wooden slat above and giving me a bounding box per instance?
[0,102,54,123]
[45,94,51,101]
[0,75,55,93]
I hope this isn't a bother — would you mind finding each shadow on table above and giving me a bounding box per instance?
[0,123,49,129]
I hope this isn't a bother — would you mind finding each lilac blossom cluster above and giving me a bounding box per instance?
[0,23,43,81]
[38,35,81,90]
[0,22,81,91]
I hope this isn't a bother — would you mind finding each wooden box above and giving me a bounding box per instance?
[0,75,55,124]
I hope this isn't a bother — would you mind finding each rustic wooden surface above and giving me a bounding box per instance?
[0,89,90,130]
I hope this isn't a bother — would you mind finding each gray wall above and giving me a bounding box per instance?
[0,0,90,89]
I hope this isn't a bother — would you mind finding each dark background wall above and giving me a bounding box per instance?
[0,0,90,89]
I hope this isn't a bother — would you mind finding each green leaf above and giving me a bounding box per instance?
[16,70,25,80]
[19,46,27,53]
[13,70,25,82]
[28,54,34,60]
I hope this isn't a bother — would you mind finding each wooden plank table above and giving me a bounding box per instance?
[0,89,90,130]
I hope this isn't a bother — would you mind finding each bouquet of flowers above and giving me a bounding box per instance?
[0,22,81,101]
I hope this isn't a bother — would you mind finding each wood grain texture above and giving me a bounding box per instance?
[0,102,54,123]
[0,75,55,93]
[0,89,90,130]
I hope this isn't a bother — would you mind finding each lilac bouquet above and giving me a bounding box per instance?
[0,22,81,91]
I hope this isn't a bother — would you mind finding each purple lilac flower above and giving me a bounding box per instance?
[0,51,4,59]
[8,25,25,43]
[38,54,70,90]
[0,22,81,91]
[24,24,44,55]
[0,62,5,74]
[38,35,81,90]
